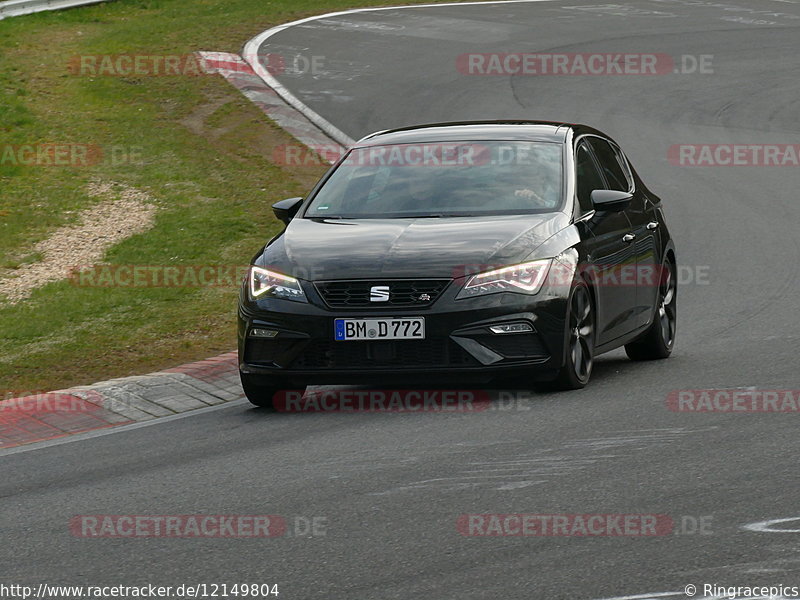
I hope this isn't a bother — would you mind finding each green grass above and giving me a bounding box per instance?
[0,0,438,394]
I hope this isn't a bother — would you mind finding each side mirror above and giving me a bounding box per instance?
[590,189,633,212]
[272,197,303,225]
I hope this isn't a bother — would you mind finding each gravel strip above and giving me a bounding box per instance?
[0,181,158,303]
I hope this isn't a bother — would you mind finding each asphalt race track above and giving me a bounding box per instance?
[4,1,800,598]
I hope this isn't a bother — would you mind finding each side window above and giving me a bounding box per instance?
[588,137,630,192]
[575,141,605,214]
[611,145,634,189]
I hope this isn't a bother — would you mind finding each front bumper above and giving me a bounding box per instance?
[237,278,570,386]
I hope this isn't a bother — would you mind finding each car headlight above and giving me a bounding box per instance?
[457,259,552,299]
[248,266,307,303]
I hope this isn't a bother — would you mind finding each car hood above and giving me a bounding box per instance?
[262,213,570,280]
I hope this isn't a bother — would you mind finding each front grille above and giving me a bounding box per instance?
[314,279,450,309]
[290,339,477,370]
[471,333,549,359]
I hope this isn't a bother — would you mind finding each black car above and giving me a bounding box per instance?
[238,121,676,407]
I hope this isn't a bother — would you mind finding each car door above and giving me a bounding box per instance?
[588,137,660,329]
[574,139,638,345]
[619,146,662,329]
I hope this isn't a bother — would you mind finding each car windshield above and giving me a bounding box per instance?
[304,141,563,218]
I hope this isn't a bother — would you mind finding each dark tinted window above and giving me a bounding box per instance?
[612,144,634,188]
[575,142,605,214]
[588,137,630,192]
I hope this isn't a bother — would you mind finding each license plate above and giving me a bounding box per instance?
[334,317,425,341]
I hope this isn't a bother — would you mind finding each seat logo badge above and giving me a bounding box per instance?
[370,285,390,302]
[418,293,431,301]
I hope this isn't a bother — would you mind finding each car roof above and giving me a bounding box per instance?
[354,121,578,147]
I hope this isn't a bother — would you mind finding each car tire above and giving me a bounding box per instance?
[553,281,595,390]
[240,372,282,409]
[625,259,676,361]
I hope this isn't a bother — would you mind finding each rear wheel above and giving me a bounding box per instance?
[240,372,282,409]
[553,281,595,390]
[625,259,676,361]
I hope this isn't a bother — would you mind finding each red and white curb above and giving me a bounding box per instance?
[1,352,241,449]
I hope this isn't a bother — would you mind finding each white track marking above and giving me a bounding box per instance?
[594,594,793,600]
[594,594,685,600]
[743,516,800,533]
[242,0,562,147]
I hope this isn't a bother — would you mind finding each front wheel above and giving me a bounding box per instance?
[625,260,676,361]
[240,372,282,409]
[553,281,595,390]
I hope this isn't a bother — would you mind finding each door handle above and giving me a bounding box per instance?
[646,221,659,230]
[622,233,636,243]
